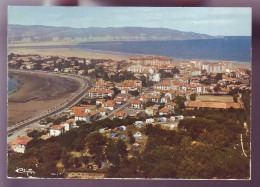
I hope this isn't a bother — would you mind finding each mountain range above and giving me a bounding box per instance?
[8,24,222,43]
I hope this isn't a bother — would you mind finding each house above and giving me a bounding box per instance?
[88,111,101,122]
[88,69,95,74]
[103,100,116,111]
[165,102,177,109]
[160,96,171,103]
[114,110,127,119]
[62,119,76,131]
[131,100,142,109]
[74,112,89,121]
[98,107,109,117]
[151,95,160,103]
[145,107,156,116]
[50,125,65,136]
[114,97,124,105]
[133,132,142,141]
[159,107,173,116]
[9,136,33,153]
[78,70,86,75]
[96,99,105,105]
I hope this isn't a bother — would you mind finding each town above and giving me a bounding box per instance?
[7,53,251,179]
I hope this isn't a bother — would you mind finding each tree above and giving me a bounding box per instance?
[86,133,106,156]
[116,139,127,158]
[171,67,180,74]
[140,75,147,87]
[42,142,63,163]
[74,157,82,168]
[129,90,139,97]
[137,111,148,120]
[233,94,238,102]
[61,153,73,169]
[213,84,221,93]
[34,62,42,70]
[190,94,196,101]
[215,73,222,82]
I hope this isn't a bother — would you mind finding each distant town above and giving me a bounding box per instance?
[7,53,251,179]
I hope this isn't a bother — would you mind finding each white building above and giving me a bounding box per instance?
[9,136,33,153]
[88,88,114,98]
[50,125,65,136]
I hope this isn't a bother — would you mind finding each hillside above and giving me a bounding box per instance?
[8,24,222,43]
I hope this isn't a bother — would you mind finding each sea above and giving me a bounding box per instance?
[14,36,251,63]
[8,77,18,94]
[77,36,251,62]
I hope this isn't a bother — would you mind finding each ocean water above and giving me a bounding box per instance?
[8,77,18,94]
[13,36,251,62]
[77,36,251,62]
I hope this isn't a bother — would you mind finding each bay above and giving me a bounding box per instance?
[8,77,18,94]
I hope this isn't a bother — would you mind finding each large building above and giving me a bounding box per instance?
[88,88,114,98]
[191,60,232,73]
[129,56,172,66]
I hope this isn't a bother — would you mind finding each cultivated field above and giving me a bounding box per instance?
[196,95,234,102]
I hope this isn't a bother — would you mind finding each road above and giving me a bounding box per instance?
[7,70,93,141]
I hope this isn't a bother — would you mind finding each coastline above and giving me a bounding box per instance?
[8,46,251,67]
[8,70,80,126]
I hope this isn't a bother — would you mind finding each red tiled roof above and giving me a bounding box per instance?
[9,136,32,146]
[132,100,141,104]
[74,112,88,117]
[114,110,127,117]
[166,102,177,106]
[160,107,172,113]
[51,125,65,130]
[89,88,114,93]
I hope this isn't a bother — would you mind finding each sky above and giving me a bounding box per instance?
[8,7,251,36]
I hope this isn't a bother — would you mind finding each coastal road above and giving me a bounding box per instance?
[7,70,93,139]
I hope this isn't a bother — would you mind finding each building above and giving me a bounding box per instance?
[159,107,173,116]
[103,100,116,111]
[165,102,177,109]
[74,112,89,121]
[145,107,157,116]
[114,110,127,119]
[88,88,114,98]
[129,56,172,66]
[50,125,65,136]
[9,136,33,153]
[131,100,142,109]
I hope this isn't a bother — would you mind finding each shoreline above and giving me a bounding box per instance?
[8,70,80,126]
[8,47,251,67]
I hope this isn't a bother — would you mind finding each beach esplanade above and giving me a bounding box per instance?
[129,56,172,66]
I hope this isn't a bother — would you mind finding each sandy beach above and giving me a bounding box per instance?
[8,71,80,126]
[8,46,251,67]
[8,47,133,61]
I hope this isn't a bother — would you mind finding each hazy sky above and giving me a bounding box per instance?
[8,7,251,36]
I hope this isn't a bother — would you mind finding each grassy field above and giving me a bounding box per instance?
[196,95,234,102]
